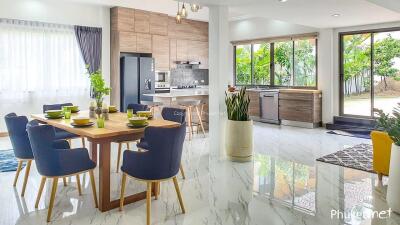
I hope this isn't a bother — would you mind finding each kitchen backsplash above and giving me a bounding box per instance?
[170,65,209,86]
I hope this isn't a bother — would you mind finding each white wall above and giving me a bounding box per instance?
[0,0,110,132]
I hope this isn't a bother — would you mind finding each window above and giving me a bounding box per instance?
[253,43,271,85]
[234,37,317,88]
[339,28,400,118]
[235,44,252,85]
[0,19,90,131]
[274,41,293,86]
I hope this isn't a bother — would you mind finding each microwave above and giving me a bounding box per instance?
[155,71,170,83]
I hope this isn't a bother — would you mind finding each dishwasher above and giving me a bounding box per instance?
[259,90,280,124]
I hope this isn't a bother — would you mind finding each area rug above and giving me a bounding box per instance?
[0,149,23,172]
[316,143,374,173]
[327,130,371,139]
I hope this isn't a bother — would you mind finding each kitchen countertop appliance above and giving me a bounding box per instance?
[259,90,280,124]
[155,70,170,93]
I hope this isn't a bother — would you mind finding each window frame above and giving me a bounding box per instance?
[233,38,318,89]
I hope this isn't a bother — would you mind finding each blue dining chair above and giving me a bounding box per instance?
[43,103,86,147]
[119,123,187,225]
[114,103,149,173]
[27,125,98,222]
[4,113,34,197]
[137,107,187,179]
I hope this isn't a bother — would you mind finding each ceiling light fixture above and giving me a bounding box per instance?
[176,2,182,24]
[332,13,341,17]
[279,0,288,2]
[190,3,200,12]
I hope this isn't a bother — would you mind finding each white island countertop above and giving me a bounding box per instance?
[144,88,209,98]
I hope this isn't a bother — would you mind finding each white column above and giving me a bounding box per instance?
[208,5,231,158]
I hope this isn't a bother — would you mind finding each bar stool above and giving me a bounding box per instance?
[140,101,163,118]
[177,100,206,139]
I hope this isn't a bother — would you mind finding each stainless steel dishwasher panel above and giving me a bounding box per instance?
[260,91,280,124]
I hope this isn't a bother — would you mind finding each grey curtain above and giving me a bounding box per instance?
[74,26,102,73]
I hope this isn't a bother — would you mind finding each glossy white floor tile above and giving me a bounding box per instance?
[1,122,399,225]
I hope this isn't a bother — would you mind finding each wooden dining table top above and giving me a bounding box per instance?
[31,111,180,139]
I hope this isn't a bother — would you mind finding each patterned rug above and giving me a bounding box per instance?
[316,143,374,173]
[0,149,23,172]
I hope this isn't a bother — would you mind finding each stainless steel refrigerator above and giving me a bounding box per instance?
[120,56,155,112]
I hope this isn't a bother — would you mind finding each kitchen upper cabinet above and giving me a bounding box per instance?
[134,9,150,33]
[149,12,168,35]
[111,7,134,32]
[136,33,152,53]
[187,40,208,69]
[176,39,188,62]
[168,18,208,42]
[152,35,169,70]
[119,32,136,52]
[170,39,177,69]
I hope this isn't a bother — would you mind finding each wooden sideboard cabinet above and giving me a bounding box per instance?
[278,90,322,127]
[245,90,261,118]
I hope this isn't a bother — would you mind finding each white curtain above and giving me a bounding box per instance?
[0,19,91,131]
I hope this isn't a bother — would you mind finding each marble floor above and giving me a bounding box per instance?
[0,122,399,225]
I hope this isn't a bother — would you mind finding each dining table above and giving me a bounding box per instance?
[31,111,180,212]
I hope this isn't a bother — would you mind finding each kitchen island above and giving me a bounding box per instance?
[144,88,209,127]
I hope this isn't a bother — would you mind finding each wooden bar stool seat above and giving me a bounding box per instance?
[177,100,205,139]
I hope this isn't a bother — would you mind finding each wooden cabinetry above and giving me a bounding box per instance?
[176,39,188,61]
[246,90,261,117]
[187,40,208,69]
[134,9,150,33]
[149,12,168,35]
[152,35,170,70]
[279,90,322,126]
[136,33,152,53]
[119,32,136,52]
[170,39,177,69]
[111,7,134,32]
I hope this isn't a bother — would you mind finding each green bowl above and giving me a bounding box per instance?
[137,111,152,118]
[46,110,63,117]
[63,105,79,112]
[72,117,90,125]
[129,117,147,126]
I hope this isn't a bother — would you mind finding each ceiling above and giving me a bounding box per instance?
[66,0,400,28]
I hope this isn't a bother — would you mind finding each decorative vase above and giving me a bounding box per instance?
[225,119,253,162]
[95,98,103,118]
[387,143,400,213]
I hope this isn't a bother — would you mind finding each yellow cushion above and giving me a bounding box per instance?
[371,131,393,176]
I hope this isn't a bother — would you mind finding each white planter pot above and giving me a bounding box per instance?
[387,143,400,213]
[225,120,253,162]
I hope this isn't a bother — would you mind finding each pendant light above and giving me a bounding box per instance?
[176,2,182,24]
[181,3,188,18]
[190,3,200,12]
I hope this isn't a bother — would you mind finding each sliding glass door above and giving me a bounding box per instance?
[340,28,400,118]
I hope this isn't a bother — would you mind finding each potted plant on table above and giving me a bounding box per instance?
[375,104,400,213]
[225,87,253,162]
[87,68,111,117]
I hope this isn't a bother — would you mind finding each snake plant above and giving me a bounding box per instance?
[225,87,250,121]
[375,103,400,146]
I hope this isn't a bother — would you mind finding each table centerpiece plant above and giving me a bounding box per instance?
[225,87,253,162]
[86,66,111,117]
[375,104,400,213]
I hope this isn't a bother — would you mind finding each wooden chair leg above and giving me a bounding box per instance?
[89,170,98,208]
[63,177,67,186]
[126,142,130,150]
[154,182,159,200]
[21,160,32,196]
[119,173,127,211]
[35,177,46,208]
[187,107,193,140]
[172,177,185,213]
[146,182,152,225]
[116,143,122,173]
[180,164,186,179]
[13,160,23,187]
[76,174,82,196]
[47,177,58,222]
[195,106,206,137]
[81,137,86,148]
